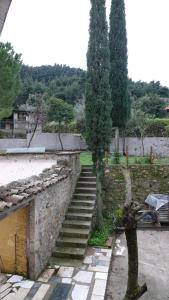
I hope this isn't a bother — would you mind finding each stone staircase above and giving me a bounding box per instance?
[49,166,96,266]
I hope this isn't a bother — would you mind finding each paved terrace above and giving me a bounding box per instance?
[0,247,112,300]
[106,230,169,300]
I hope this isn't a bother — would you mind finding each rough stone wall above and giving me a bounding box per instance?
[104,165,169,211]
[28,177,72,279]
[28,153,80,279]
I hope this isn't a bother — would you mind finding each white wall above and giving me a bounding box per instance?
[110,137,169,157]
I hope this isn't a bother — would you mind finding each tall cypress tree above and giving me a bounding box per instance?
[109,0,130,132]
[86,0,112,229]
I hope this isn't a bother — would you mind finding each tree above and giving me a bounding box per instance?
[0,42,21,119]
[86,0,112,230]
[109,0,130,152]
[26,92,47,148]
[127,111,149,156]
[47,97,74,150]
[139,94,165,118]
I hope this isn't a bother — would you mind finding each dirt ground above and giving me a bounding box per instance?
[105,230,169,300]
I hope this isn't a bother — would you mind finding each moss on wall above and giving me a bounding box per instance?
[104,165,169,211]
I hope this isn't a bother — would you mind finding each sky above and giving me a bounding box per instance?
[1,0,169,87]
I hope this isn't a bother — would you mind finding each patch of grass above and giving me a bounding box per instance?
[88,212,114,247]
[88,223,109,247]
[80,151,169,165]
[80,152,93,165]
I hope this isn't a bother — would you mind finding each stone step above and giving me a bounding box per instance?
[66,212,93,221]
[77,182,96,188]
[73,193,96,200]
[79,176,96,182]
[56,237,88,248]
[60,227,90,238]
[63,220,91,229]
[71,199,95,207]
[49,257,82,267]
[82,166,93,172]
[52,247,86,259]
[80,171,96,177]
[75,187,96,194]
[68,205,94,214]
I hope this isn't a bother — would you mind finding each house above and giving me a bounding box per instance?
[163,105,169,115]
[0,105,43,134]
[0,152,80,279]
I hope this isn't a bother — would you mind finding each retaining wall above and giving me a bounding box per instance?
[104,165,169,211]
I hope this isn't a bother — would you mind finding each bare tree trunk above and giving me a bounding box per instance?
[58,121,64,151]
[123,228,147,300]
[122,167,147,300]
[122,129,126,155]
[141,134,144,156]
[114,127,119,153]
[27,121,38,148]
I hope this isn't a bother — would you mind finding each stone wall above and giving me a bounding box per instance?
[0,152,80,279]
[104,165,169,211]
[28,152,80,279]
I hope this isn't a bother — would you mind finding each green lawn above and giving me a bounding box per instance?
[80,151,169,165]
[80,152,93,165]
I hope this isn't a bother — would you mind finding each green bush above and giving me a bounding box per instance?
[88,224,109,247]
[126,118,169,137]
[111,151,121,164]
[43,121,78,133]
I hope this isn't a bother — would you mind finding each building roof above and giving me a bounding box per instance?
[0,164,71,219]
[164,105,169,111]
[0,0,12,34]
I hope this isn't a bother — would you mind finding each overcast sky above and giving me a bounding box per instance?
[1,0,169,87]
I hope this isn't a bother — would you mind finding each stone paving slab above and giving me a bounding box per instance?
[1,246,112,300]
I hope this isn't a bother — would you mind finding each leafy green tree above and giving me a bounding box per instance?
[109,0,130,152]
[109,2,148,299]
[86,0,112,229]
[47,97,74,150]
[139,94,165,118]
[0,42,21,119]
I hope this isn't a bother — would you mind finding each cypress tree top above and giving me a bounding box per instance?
[86,0,112,162]
[109,0,130,129]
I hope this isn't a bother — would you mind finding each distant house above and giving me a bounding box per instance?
[0,105,43,134]
[163,105,169,116]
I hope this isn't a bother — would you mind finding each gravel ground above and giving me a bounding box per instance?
[105,230,169,300]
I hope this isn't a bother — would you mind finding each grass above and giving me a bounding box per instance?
[88,212,115,247]
[80,151,169,166]
[88,222,110,247]
[80,151,93,165]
